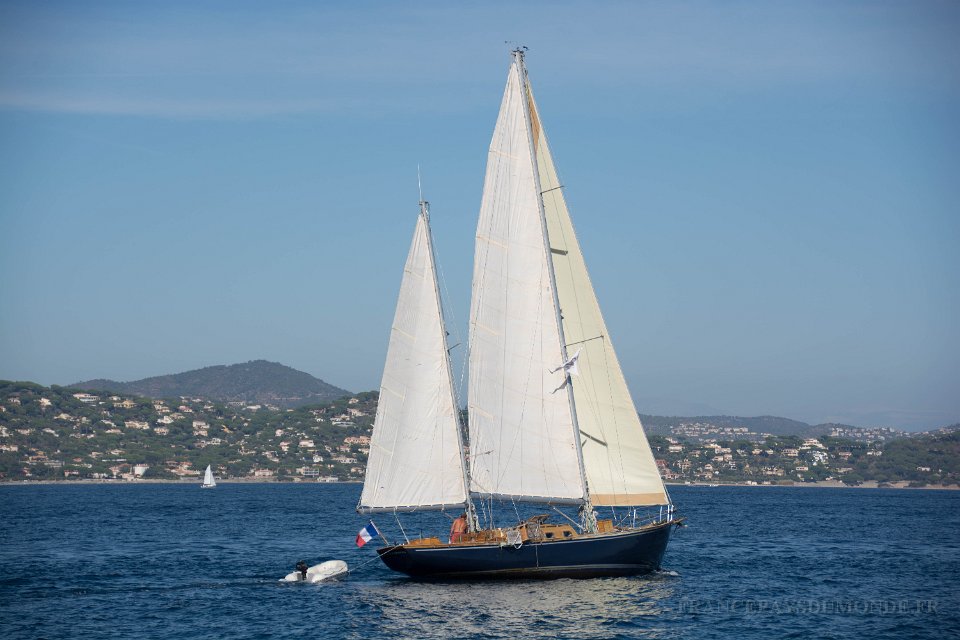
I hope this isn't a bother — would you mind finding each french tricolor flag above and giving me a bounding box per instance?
[356,521,379,547]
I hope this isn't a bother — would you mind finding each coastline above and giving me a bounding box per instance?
[665,481,959,490]
[1,479,956,490]
[0,478,363,486]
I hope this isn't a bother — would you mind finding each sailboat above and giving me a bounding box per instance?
[201,464,216,489]
[358,49,681,578]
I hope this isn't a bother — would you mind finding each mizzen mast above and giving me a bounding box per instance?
[419,190,479,532]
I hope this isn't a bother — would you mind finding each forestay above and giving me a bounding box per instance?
[359,212,469,513]
[467,61,585,504]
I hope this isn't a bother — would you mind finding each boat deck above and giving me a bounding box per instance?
[397,516,667,550]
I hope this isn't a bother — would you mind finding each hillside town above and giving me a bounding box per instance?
[649,434,930,486]
[1,381,957,487]
[663,421,908,444]
[0,381,376,483]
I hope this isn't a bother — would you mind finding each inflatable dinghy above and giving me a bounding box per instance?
[281,560,349,583]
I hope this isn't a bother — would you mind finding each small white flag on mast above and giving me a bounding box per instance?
[551,348,582,377]
[550,349,583,391]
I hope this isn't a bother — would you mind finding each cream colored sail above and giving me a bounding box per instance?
[359,211,469,512]
[526,82,669,506]
[467,61,585,503]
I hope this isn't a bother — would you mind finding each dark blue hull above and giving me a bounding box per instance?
[377,521,676,579]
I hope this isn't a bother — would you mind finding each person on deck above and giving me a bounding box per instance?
[449,513,468,543]
[296,560,308,581]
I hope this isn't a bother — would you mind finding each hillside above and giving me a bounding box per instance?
[1,380,373,481]
[641,414,821,437]
[639,414,908,443]
[71,360,349,409]
[848,428,960,486]
[1,380,957,486]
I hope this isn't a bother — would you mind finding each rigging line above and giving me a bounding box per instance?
[434,246,465,402]
[490,237,539,491]
[602,342,633,497]
[417,164,423,203]
[523,63,591,513]
[540,185,564,194]
[554,186,644,504]
[394,512,410,544]
[551,505,580,529]
[487,98,537,495]
[428,210,475,520]
[467,111,511,492]
[565,334,605,348]
[372,210,439,511]
[542,164,622,497]
[348,549,401,574]
[593,341,626,497]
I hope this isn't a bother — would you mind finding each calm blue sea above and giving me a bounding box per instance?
[1,484,957,639]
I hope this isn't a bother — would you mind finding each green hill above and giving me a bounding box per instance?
[0,380,373,481]
[641,414,820,437]
[850,428,960,486]
[1,380,957,486]
[71,360,349,408]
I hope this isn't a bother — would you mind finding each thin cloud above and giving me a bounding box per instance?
[0,90,345,119]
[1,2,957,119]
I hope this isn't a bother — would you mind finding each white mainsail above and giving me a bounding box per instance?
[202,464,216,488]
[467,51,668,508]
[527,83,669,506]
[359,206,470,513]
[467,60,585,504]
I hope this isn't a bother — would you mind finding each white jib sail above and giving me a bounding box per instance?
[467,60,585,503]
[359,211,468,512]
[203,465,215,487]
[526,83,669,506]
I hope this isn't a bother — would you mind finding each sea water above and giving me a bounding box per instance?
[1,484,956,639]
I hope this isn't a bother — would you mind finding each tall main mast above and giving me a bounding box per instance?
[512,48,597,532]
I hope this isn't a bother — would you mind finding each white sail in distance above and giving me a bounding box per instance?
[202,465,216,488]
[467,59,586,504]
[526,72,669,506]
[359,208,470,513]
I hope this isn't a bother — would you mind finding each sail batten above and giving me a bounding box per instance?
[359,211,469,512]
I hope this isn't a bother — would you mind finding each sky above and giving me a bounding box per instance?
[1,1,957,430]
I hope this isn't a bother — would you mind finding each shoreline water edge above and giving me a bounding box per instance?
[2,479,956,489]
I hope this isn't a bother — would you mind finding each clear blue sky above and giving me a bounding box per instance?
[1,1,957,429]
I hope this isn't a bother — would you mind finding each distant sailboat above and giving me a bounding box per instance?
[202,465,216,489]
[358,49,680,578]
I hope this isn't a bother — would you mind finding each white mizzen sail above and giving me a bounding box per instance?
[202,465,216,488]
[359,206,470,513]
[467,59,585,504]
[527,81,669,506]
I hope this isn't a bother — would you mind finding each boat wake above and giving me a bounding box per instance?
[654,569,681,578]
